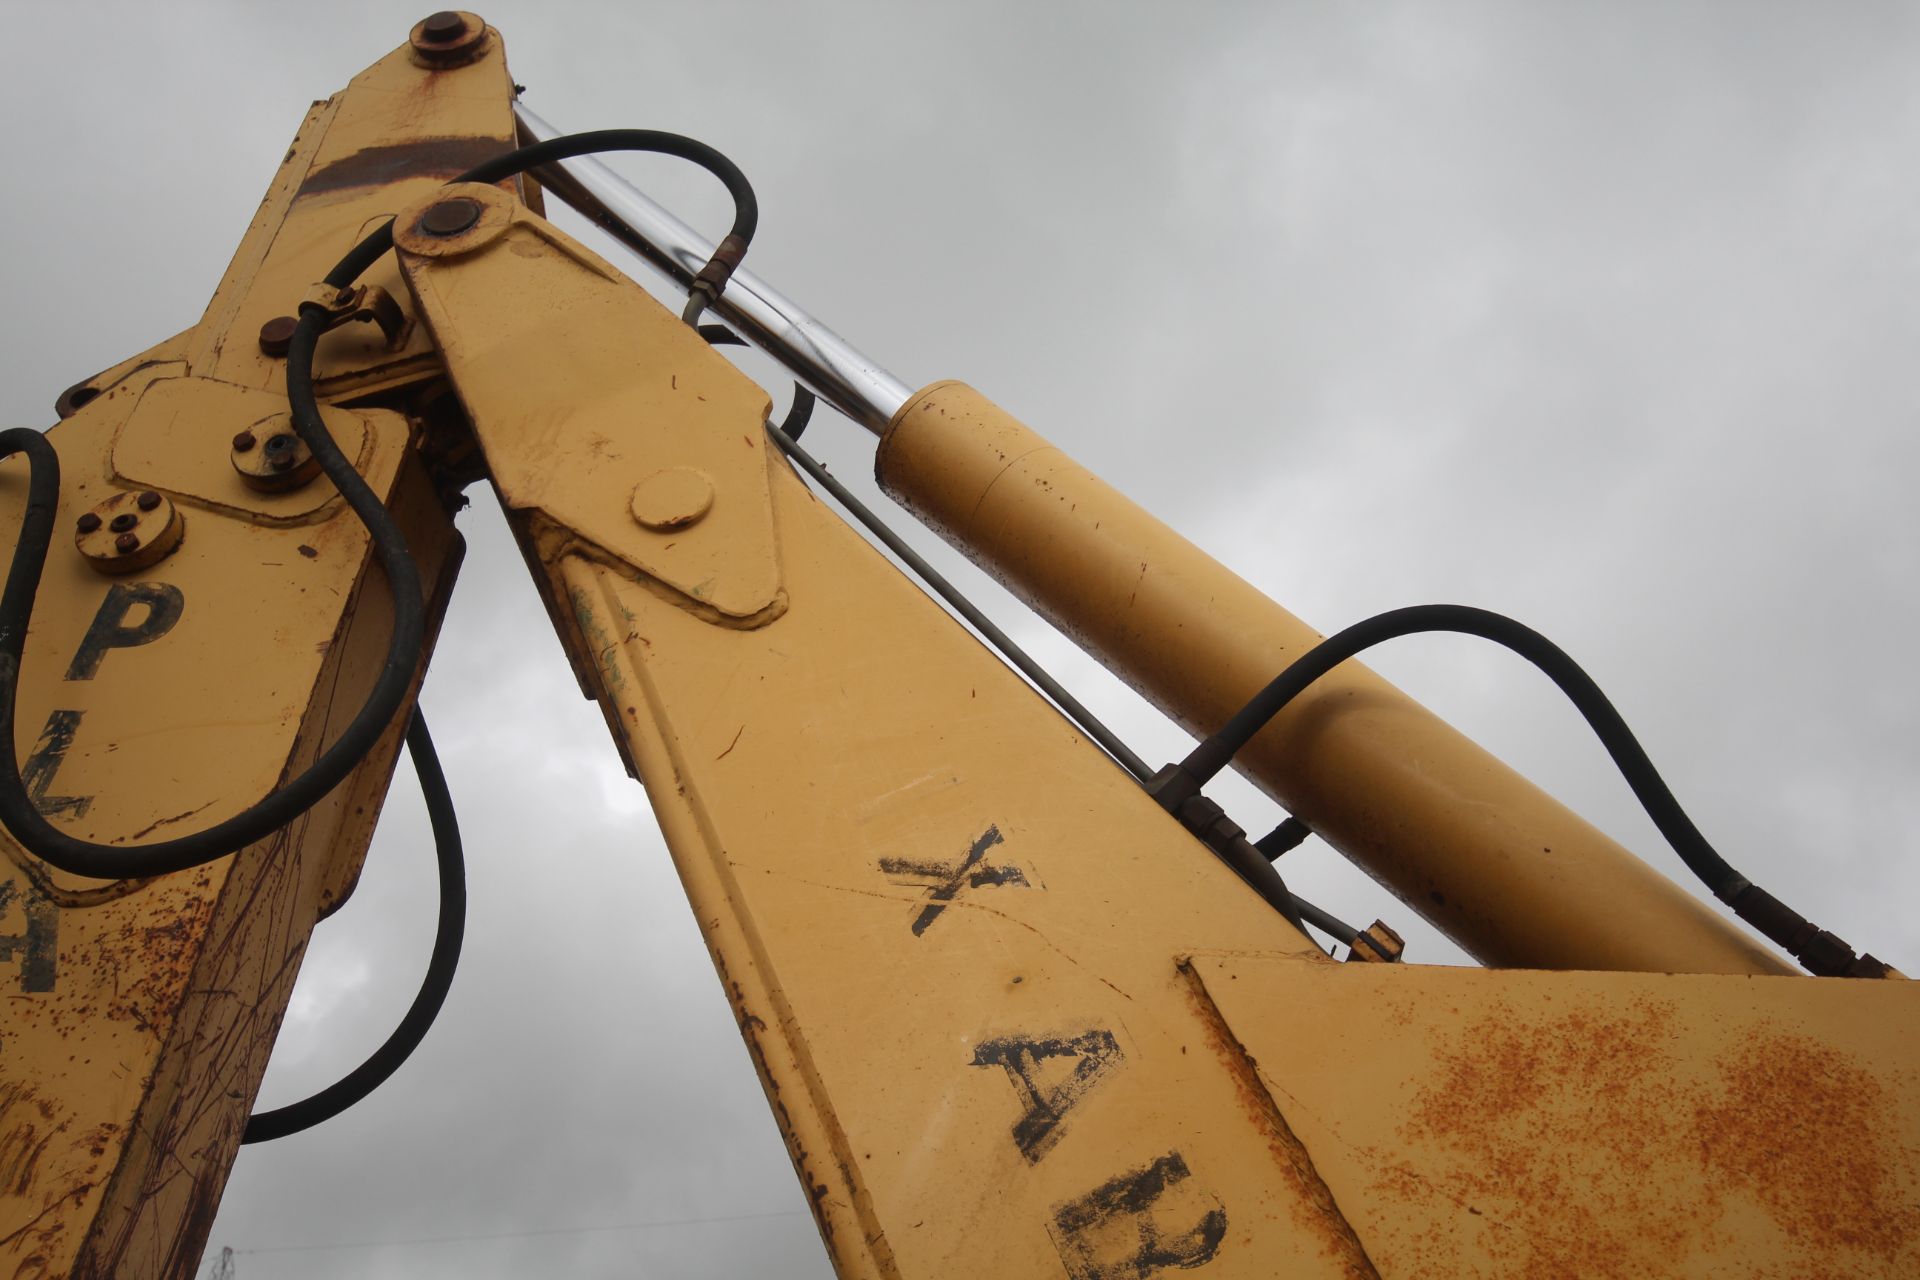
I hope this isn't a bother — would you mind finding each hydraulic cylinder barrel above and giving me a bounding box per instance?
[877,380,1794,976]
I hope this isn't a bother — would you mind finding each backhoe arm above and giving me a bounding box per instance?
[3,16,1914,1280]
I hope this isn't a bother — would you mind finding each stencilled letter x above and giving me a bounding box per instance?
[878,824,1027,936]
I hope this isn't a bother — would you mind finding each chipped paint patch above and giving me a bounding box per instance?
[569,586,625,691]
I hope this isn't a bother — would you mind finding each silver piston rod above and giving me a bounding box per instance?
[514,104,911,435]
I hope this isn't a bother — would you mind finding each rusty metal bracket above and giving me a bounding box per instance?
[1344,920,1406,964]
[1147,762,1307,929]
[299,282,410,351]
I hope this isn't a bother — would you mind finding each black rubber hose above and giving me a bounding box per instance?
[244,709,465,1144]
[0,425,426,880]
[319,128,759,311]
[1177,603,1892,975]
[1255,816,1311,861]
[0,130,757,879]
[697,324,815,439]
[1177,603,1748,900]
[1295,897,1360,947]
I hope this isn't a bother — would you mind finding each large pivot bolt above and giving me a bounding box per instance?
[75,490,184,575]
[258,315,300,357]
[392,183,513,259]
[410,11,488,66]
[420,198,483,238]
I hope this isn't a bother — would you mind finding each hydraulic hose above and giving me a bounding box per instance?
[0,129,757,880]
[1176,603,1888,977]
[0,425,425,879]
[244,709,465,1144]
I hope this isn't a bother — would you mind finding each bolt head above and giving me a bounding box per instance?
[258,315,300,357]
[631,467,716,531]
[233,431,257,453]
[421,9,466,39]
[109,513,139,533]
[114,533,140,555]
[419,197,483,238]
[76,512,102,533]
[137,490,162,511]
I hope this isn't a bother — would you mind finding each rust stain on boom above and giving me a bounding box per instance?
[1375,1003,1919,1276]
[298,137,515,198]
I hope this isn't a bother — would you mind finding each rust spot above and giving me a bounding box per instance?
[297,136,513,198]
[1179,963,1381,1278]
[1695,1030,1920,1261]
[55,879,220,1037]
[1372,1001,1920,1278]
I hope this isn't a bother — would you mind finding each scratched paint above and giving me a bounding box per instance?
[569,586,626,691]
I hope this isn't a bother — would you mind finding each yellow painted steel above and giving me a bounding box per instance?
[0,28,514,1278]
[393,177,1916,1278]
[188,26,520,402]
[876,381,1794,978]
[1188,955,1920,1277]
[397,201,1391,1279]
[0,374,462,1277]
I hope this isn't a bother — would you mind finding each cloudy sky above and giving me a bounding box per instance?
[4,2,1918,1276]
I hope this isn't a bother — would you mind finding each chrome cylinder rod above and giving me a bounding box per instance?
[514,104,912,435]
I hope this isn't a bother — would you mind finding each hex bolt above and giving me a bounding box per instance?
[420,197,483,237]
[233,430,258,453]
[421,10,466,40]
[137,490,162,512]
[114,533,140,555]
[258,315,300,357]
[266,434,300,472]
[76,512,102,534]
[109,513,139,533]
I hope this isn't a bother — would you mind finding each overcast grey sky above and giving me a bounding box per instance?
[5,2,1919,1277]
